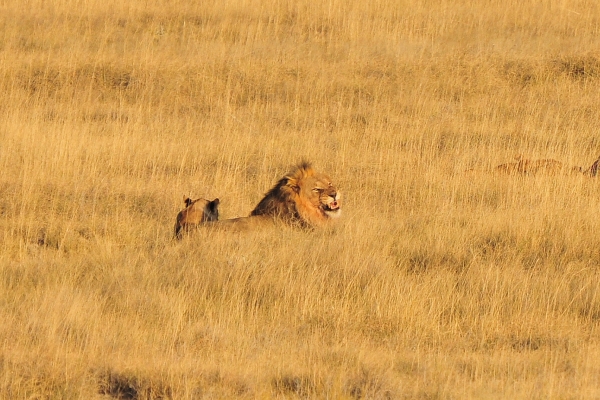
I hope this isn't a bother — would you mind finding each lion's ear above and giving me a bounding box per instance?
[286,177,300,193]
[183,197,193,207]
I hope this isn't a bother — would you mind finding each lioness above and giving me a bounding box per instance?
[212,161,341,230]
[174,197,220,239]
[495,156,582,175]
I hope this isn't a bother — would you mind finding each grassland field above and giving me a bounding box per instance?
[3,0,600,398]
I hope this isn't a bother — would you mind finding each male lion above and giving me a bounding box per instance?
[214,162,341,230]
[174,196,220,239]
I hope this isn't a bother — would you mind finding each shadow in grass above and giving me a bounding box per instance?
[345,365,393,400]
[98,370,172,400]
[272,374,315,398]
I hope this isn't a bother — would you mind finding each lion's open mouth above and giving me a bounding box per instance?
[323,201,340,213]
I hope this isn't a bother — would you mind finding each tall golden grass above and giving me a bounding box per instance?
[2,0,600,398]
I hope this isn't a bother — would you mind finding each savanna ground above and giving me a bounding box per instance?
[2,0,600,398]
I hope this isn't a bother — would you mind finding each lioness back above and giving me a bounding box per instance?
[205,215,277,232]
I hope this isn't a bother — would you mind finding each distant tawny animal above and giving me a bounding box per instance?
[174,197,220,239]
[214,161,341,230]
[495,156,582,176]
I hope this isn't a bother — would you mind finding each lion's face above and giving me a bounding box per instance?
[297,172,341,219]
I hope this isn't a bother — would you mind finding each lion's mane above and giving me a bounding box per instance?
[249,161,340,227]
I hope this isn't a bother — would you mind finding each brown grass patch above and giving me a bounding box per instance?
[3,0,600,398]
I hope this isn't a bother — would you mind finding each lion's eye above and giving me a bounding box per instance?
[313,188,323,192]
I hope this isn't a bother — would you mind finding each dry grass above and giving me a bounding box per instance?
[3,0,600,398]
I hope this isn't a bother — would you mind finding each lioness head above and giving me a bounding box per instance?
[250,162,341,227]
[584,156,600,177]
[174,197,220,239]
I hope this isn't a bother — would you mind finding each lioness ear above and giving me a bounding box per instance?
[183,197,193,207]
[209,198,220,211]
